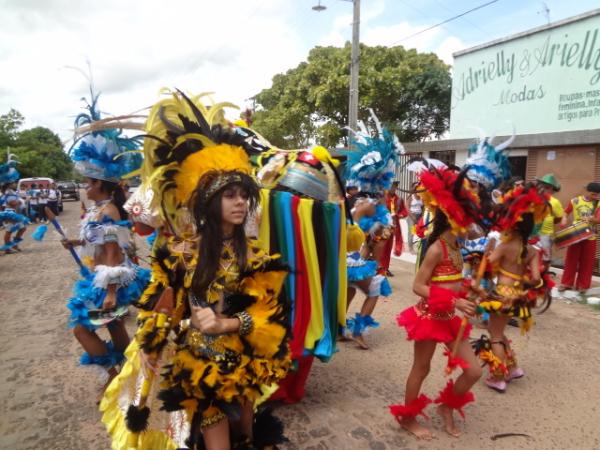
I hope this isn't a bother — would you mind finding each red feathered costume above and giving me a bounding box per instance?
[397,285,472,343]
[390,164,480,423]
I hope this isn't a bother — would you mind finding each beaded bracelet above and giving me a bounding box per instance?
[234,311,253,336]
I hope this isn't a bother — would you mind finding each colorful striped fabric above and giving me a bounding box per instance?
[259,189,347,362]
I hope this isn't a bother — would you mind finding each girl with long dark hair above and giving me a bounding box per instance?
[477,184,547,393]
[390,166,483,440]
[100,91,291,450]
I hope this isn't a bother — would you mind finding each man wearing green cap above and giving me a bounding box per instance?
[536,174,563,263]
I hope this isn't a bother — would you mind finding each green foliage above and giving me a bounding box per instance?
[0,111,75,180]
[0,109,24,148]
[252,43,451,147]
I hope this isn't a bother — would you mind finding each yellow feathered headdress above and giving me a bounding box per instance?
[140,89,259,235]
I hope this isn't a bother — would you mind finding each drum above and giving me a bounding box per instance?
[554,221,593,249]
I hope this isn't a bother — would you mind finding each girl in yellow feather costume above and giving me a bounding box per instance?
[101,90,291,449]
[477,183,548,394]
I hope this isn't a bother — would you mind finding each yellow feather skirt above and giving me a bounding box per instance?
[99,340,190,449]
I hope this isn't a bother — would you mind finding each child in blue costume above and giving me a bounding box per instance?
[62,90,150,395]
[343,110,400,349]
[0,190,29,254]
[346,196,393,349]
[0,157,29,254]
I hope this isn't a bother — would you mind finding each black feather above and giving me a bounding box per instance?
[176,89,212,138]
[125,404,150,432]
[470,334,491,356]
[253,407,288,448]
[178,113,206,136]
[222,293,256,316]
[157,387,188,412]
[238,258,290,280]
[140,133,171,147]
[158,106,184,134]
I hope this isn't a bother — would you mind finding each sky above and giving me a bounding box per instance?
[1,0,599,142]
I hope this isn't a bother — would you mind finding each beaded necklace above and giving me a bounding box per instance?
[440,235,463,272]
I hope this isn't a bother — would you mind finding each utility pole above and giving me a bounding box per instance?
[313,0,360,132]
[348,0,360,132]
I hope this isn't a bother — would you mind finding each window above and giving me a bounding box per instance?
[396,152,422,196]
[508,156,527,180]
[429,150,456,167]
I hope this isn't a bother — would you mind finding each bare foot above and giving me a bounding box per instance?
[337,333,351,342]
[353,334,369,350]
[437,404,461,437]
[398,417,433,440]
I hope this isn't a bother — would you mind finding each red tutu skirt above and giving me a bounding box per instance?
[397,305,471,343]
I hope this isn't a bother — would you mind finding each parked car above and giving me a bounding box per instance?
[17,177,63,215]
[57,181,80,201]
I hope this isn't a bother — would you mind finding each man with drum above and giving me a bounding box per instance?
[558,182,600,294]
[536,174,563,263]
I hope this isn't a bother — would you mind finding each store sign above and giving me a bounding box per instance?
[450,13,600,138]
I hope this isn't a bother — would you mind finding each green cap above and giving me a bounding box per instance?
[537,173,561,191]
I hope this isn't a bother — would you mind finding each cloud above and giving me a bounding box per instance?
[362,21,442,50]
[321,17,468,67]
[319,0,386,47]
[435,36,467,65]
[316,0,470,65]
[0,0,476,142]
[0,0,307,139]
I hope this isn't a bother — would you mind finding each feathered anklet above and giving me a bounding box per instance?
[434,380,474,418]
[389,394,432,421]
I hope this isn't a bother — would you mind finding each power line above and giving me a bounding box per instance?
[397,0,454,37]
[391,0,500,45]
[430,0,490,37]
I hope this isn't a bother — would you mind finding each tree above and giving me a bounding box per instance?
[9,143,74,180]
[0,110,75,180]
[15,127,63,150]
[0,109,25,148]
[252,43,451,148]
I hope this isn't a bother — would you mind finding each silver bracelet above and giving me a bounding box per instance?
[234,311,253,336]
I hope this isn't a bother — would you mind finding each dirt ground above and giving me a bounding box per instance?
[1,199,600,450]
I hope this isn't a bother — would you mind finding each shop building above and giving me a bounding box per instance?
[402,9,600,269]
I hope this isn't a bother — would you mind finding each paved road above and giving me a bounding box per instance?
[1,199,599,449]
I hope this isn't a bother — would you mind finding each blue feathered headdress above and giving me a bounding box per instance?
[70,90,143,182]
[465,132,514,190]
[343,109,403,194]
[0,153,20,185]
